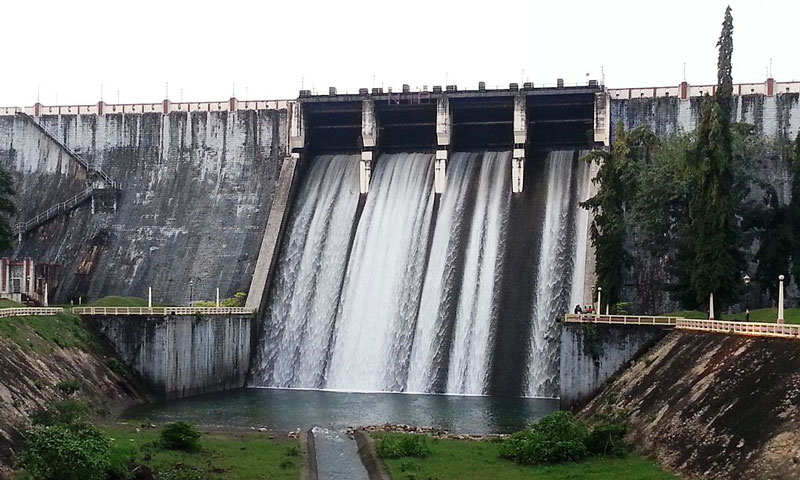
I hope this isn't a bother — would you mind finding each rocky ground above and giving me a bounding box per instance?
[580,331,800,480]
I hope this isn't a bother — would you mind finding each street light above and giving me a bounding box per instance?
[743,274,751,322]
[596,287,602,320]
[189,280,194,306]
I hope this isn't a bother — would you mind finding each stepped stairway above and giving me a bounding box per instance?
[13,113,120,238]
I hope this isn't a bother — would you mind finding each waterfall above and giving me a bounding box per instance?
[406,152,510,395]
[249,154,360,388]
[325,153,436,392]
[526,150,586,398]
[250,149,591,398]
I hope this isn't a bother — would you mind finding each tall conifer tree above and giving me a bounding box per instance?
[0,167,15,251]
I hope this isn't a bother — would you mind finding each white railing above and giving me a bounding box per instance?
[564,314,681,326]
[14,187,94,234]
[72,306,255,316]
[0,307,63,318]
[564,314,800,340]
[676,319,800,339]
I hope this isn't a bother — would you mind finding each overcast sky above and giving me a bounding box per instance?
[2,0,797,107]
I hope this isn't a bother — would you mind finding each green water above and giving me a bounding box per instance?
[124,388,559,434]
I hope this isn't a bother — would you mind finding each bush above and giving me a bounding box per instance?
[17,424,112,480]
[500,412,630,466]
[499,411,589,465]
[160,422,202,451]
[30,400,88,426]
[55,379,82,395]
[157,465,207,480]
[585,423,628,457]
[106,358,127,376]
[376,434,432,459]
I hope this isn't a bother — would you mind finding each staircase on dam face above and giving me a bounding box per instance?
[14,113,120,239]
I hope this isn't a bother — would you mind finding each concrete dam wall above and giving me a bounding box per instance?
[0,108,287,304]
[91,313,254,399]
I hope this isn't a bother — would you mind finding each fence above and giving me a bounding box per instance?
[676,318,799,339]
[0,307,63,318]
[564,314,799,340]
[72,306,255,316]
[564,314,680,326]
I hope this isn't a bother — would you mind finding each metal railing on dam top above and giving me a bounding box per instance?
[72,306,255,316]
[0,307,64,318]
[564,314,800,340]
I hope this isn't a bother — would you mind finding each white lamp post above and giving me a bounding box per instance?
[778,275,785,324]
[148,287,152,308]
[709,292,715,320]
[596,287,602,320]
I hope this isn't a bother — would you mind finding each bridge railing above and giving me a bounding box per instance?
[676,319,800,339]
[72,306,255,316]
[0,307,64,318]
[564,314,681,326]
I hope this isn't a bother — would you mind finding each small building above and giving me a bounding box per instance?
[0,257,58,305]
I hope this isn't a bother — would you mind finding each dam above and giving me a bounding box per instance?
[2,78,799,401]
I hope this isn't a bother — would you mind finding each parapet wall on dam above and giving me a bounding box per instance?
[0,105,288,305]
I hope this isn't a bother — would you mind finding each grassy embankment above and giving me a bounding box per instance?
[373,433,677,480]
[102,424,301,480]
[668,307,800,324]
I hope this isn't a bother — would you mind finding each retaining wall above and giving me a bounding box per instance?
[559,323,670,408]
[91,314,254,399]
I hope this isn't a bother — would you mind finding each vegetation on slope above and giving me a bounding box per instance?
[0,312,93,352]
[88,296,150,308]
[667,308,800,324]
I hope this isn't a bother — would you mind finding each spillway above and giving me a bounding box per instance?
[249,149,591,398]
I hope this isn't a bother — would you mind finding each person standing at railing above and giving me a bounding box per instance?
[574,304,583,315]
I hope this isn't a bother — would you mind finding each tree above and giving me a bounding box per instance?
[674,6,743,309]
[0,167,16,250]
[18,424,113,480]
[754,187,792,301]
[790,132,800,290]
[581,121,635,308]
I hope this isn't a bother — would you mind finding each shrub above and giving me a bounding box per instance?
[376,434,431,459]
[285,445,302,457]
[499,411,590,465]
[160,422,202,451]
[585,423,628,457]
[55,379,82,395]
[157,465,208,480]
[107,441,138,480]
[17,424,112,480]
[106,358,127,376]
[30,400,88,426]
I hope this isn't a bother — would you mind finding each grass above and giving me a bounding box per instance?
[102,424,301,480]
[373,433,677,480]
[0,312,93,352]
[665,307,800,324]
[88,296,150,307]
[0,298,23,308]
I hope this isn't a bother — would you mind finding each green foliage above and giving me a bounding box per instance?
[0,166,16,251]
[89,296,149,307]
[160,422,202,451]
[376,434,432,459]
[499,412,590,465]
[194,292,246,308]
[584,424,628,457]
[0,312,93,352]
[752,187,792,300]
[716,6,734,118]
[30,400,88,426]
[156,465,208,480]
[285,445,301,457]
[790,132,800,293]
[106,357,128,376]
[17,424,112,480]
[55,379,82,395]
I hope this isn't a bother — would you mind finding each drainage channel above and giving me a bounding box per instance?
[311,427,370,480]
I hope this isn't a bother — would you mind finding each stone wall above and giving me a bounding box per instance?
[559,323,669,408]
[91,314,254,399]
[581,331,800,480]
[0,109,287,305]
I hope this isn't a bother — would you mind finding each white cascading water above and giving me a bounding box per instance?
[249,154,360,388]
[526,150,587,397]
[251,149,591,398]
[406,152,510,395]
[325,153,435,392]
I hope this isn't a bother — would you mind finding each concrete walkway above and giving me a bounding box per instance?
[311,427,369,480]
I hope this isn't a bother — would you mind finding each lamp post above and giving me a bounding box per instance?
[778,274,785,324]
[743,274,751,322]
[596,287,602,320]
[709,292,715,320]
[189,280,194,306]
